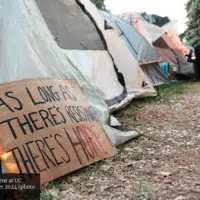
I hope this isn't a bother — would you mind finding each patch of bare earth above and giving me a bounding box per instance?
[44,83,200,200]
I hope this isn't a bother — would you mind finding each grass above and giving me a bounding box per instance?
[136,81,200,104]
[155,82,185,99]
[41,181,62,200]
[134,82,185,104]
[40,193,54,200]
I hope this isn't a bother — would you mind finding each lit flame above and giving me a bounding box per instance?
[1,152,18,172]
[1,152,12,161]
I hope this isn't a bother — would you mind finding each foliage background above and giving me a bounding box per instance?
[183,0,200,46]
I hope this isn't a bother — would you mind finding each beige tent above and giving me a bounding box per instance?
[79,0,156,100]
[101,11,169,86]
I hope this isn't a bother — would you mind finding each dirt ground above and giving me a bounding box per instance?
[42,82,200,200]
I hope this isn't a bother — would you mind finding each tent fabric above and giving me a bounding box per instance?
[118,12,175,43]
[174,50,194,76]
[135,13,191,60]
[154,35,194,76]
[36,0,129,110]
[35,0,105,50]
[154,37,179,64]
[101,11,160,64]
[0,0,139,146]
[103,29,156,96]
[139,21,175,44]
[138,13,190,55]
[140,12,190,55]
[141,13,170,27]
[100,11,168,86]
[141,63,170,86]
[62,50,126,107]
[165,31,190,56]
[79,0,157,98]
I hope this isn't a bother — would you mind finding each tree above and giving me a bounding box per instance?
[184,0,200,46]
[90,0,106,10]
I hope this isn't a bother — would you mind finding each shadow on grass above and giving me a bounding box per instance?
[139,82,185,103]
[114,82,185,123]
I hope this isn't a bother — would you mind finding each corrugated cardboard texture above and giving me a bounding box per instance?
[0,78,117,184]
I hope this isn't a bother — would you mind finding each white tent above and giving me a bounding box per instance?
[0,0,139,146]
[35,0,130,111]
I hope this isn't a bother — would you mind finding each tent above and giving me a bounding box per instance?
[153,33,194,77]
[35,0,130,111]
[142,13,194,77]
[118,12,174,44]
[76,0,158,97]
[101,11,169,86]
[119,12,194,78]
[0,0,140,147]
[35,0,157,111]
[140,13,191,56]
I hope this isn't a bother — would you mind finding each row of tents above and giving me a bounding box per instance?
[0,0,194,146]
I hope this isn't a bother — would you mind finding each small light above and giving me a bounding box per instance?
[1,152,12,161]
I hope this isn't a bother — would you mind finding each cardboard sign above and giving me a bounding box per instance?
[0,78,117,184]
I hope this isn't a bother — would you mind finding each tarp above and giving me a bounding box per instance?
[0,0,139,146]
[118,12,175,43]
[139,12,190,55]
